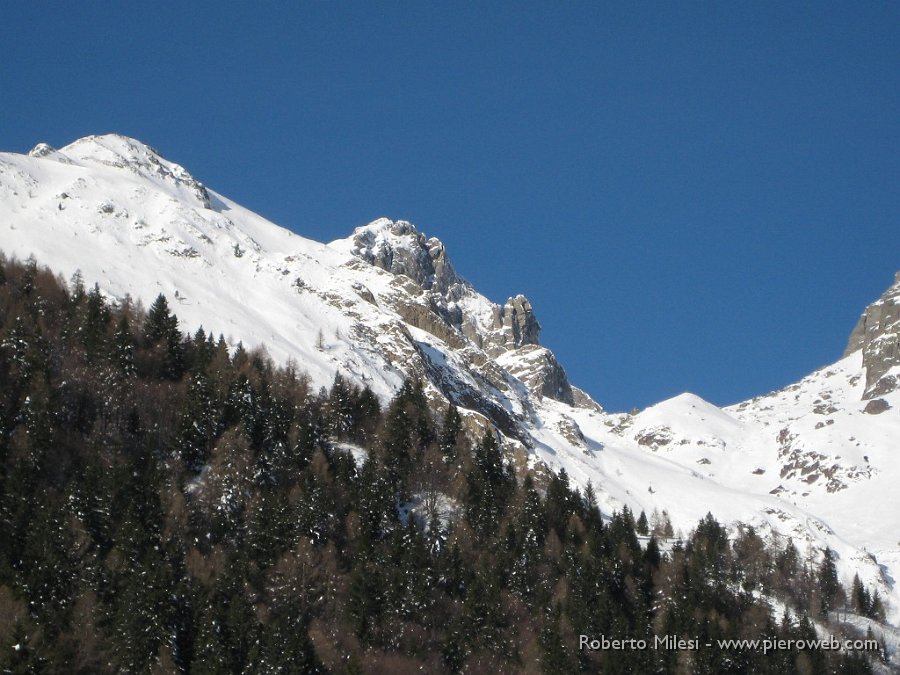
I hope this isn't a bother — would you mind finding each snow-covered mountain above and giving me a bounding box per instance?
[2,134,898,626]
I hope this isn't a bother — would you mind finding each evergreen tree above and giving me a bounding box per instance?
[440,402,463,462]
[178,374,220,471]
[143,294,184,379]
[512,476,545,600]
[636,509,649,535]
[852,573,870,615]
[78,284,111,359]
[539,604,575,674]
[111,315,136,376]
[818,547,841,615]
[465,431,514,538]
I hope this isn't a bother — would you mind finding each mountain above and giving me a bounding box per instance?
[2,134,898,627]
[846,272,900,400]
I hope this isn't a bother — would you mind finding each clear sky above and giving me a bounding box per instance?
[2,3,898,411]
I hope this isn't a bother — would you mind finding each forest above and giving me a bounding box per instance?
[0,254,884,673]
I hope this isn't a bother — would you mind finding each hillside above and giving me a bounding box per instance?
[2,134,898,633]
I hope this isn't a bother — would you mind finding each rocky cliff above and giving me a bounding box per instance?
[845,271,900,400]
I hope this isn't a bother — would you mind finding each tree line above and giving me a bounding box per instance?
[0,254,881,673]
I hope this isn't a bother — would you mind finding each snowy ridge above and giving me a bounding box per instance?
[2,135,899,628]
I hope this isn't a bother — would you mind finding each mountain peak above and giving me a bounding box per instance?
[60,133,162,164]
[335,218,462,296]
[845,271,900,398]
[52,134,212,209]
[28,142,56,158]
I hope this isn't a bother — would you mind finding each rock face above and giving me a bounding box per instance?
[844,272,900,399]
[339,219,575,405]
[348,219,462,296]
[497,295,541,351]
[499,345,574,404]
[863,398,891,415]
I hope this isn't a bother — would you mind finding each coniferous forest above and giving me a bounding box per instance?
[0,255,883,673]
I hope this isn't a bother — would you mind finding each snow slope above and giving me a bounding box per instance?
[2,134,898,629]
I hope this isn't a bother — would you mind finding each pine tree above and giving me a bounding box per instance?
[348,560,383,644]
[111,315,136,377]
[644,535,662,571]
[636,510,649,535]
[512,476,545,600]
[357,457,396,541]
[381,379,434,495]
[869,589,885,621]
[465,431,514,538]
[178,374,220,471]
[539,604,575,674]
[143,294,184,379]
[544,469,576,537]
[440,403,463,463]
[78,284,111,359]
[69,269,85,303]
[144,294,174,346]
[852,573,870,615]
[818,547,841,615]
[462,564,514,661]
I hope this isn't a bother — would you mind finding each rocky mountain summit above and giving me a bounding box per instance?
[845,271,900,401]
[336,219,573,404]
[340,219,544,355]
[2,134,899,626]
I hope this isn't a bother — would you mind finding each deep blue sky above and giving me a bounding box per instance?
[2,3,898,411]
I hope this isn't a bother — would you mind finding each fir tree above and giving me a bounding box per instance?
[143,294,184,379]
[636,509,649,535]
[440,402,463,462]
[818,547,841,614]
[465,431,514,538]
[111,315,136,376]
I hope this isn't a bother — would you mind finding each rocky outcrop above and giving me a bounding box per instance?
[393,299,468,351]
[28,143,56,158]
[347,219,464,296]
[496,295,541,350]
[845,272,900,399]
[863,398,891,415]
[340,219,576,404]
[500,345,574,404]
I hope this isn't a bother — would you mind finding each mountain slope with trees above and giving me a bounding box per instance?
[0,255,885,673]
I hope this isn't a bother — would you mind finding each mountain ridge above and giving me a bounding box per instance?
[2,134,898,627]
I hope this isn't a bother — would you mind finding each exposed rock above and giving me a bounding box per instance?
[844,271,900,399]
[64,134,212,209]
[28,143,56,158]
[866,374,897,399]
[635,426,673,450]
[497,295,541,349]
[350,282,376,304]
[572,386,605,412]
[863,398,891,415]
[500,344,574,404]
[394,300,467,351]
[347,219,464,296]
[340,219,576,405]
[555,415,586,448]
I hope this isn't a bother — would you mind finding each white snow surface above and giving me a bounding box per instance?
[2,134,899,625]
